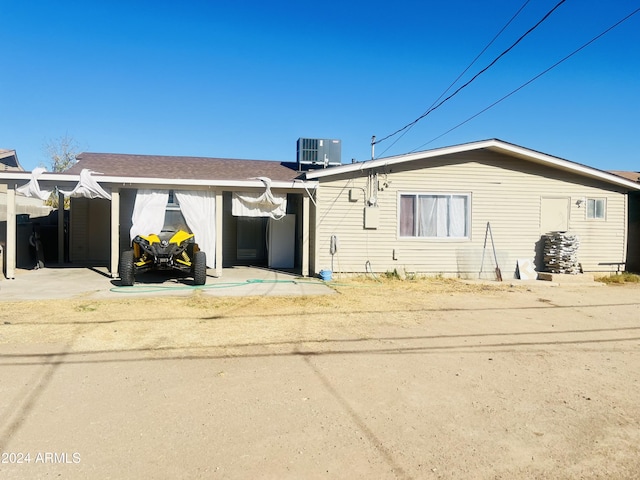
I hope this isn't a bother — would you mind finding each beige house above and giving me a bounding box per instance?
[305,139,640,279]
[1,139,639,280]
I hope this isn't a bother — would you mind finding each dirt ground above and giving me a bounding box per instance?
[0,277,639,479]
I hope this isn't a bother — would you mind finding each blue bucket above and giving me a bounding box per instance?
[319,270,333,281]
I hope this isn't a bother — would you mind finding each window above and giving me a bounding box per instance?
[163,190,190,232]
[400,194,470,238]
[586,198,605,219]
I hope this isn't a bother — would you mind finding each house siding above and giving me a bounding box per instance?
[313,150,628,278]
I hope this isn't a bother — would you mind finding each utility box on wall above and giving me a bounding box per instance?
[364,206,379,229]
[297,138,341,169]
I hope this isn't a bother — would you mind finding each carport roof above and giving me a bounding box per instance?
[69,152,304,183]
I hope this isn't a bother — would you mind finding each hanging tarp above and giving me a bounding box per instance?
[16,167,53,201]
[59,169,111,200]
[129,190,169,242]
[175,191,216,268]
[232,177,287,219]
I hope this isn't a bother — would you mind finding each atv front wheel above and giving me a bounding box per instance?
[119,250,135,286]
[192,250,207,286]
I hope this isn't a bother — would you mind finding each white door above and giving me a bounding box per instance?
[540,197,569,234]
[267,214,296,269]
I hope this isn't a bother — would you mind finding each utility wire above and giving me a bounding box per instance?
[374,0,567,148]
[412,6,640,151]
[377,0,532,158]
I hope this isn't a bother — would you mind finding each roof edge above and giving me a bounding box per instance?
[304,139,640,191]
[0,171,317,190]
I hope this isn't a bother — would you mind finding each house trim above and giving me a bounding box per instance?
[1,172,316,190]
[305,139,640,192]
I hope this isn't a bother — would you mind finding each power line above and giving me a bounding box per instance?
[412,6,640,151]
[374,0,567,149]
[377,0,532,158]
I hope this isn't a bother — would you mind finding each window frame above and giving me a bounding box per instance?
[585,197,606,220]
[398,192,471,240]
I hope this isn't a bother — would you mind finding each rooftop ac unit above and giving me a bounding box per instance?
[297,138,341,169]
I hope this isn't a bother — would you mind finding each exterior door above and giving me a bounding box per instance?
[540,197,569,234]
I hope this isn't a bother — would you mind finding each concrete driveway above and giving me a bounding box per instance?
[0,266,334,300]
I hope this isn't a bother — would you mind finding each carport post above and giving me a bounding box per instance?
[110,188,120,277]
[57,191,64,264]
[302,194,309,277]
[214,190,223,277]
[5,185,16,279]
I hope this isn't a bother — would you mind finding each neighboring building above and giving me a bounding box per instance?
[1,149,24,172]
[1,150,53,271]
[1,139,639,280]
[610,170,640,272]
[305,139,640,279]
[1,149,52,219]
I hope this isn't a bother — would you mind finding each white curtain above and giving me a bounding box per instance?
[449,196,467,237]
[436,197,448,236]
[59,169,111,200]
[232,177,287,219]
[16,167,53,201]
[175,191,216,268]
[129,190,169,243]
[417,195,467,238]
[418,196,437,237]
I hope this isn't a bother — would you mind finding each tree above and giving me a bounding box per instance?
[42,134,80,208]
[44,134,79,172]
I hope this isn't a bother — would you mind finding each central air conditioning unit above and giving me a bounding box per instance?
[297,138,341,170]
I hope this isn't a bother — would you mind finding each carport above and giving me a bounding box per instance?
[1,153,318,281]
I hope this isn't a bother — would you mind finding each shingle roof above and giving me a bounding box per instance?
[68,153,303,182]
[609,170,640,183]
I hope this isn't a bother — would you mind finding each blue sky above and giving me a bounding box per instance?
[1,0,639,172]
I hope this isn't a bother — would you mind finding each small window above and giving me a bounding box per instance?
[167,190,178,207]
[399,193,470,238]
[586,198,605,220]
[163,190,190,232]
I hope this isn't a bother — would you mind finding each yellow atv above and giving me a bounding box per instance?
[119,230,207,286]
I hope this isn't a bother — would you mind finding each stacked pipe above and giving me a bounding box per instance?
[543,232,581,274]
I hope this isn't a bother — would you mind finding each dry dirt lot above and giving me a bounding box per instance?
[0,278,639,479]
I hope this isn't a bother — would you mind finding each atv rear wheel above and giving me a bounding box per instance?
[192,250,207,286]
[119,250,135,286]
